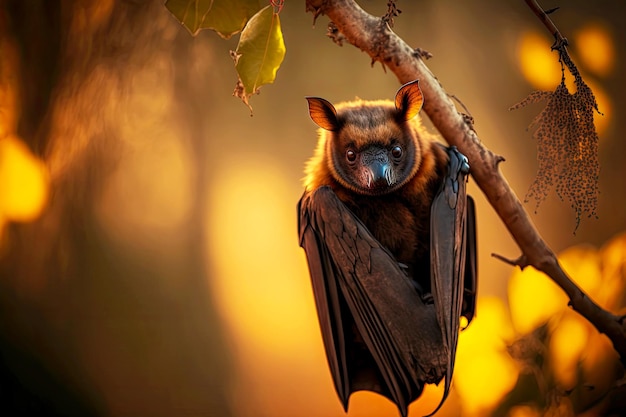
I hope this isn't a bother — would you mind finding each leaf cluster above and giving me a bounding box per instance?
[512,51,601,229]
[165,0,286,112]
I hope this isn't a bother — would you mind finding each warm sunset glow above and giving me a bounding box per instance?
[574,22,615,77]
[516,29,612,135]
[508,265,567,335]
[508,405,542,417]
[549,312,589,387]
[598,233,626,311]
[0,135,49,224]
[205,154,346,417]
[96,125,193,246]
[455,297,518,415]
[558,245,602,297]
[503,238,625,413]
[207,156,318,357]
[517,31,567,90]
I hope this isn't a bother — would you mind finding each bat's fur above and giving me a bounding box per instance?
[304,84,449,288]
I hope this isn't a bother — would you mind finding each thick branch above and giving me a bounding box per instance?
[305,0,626,365]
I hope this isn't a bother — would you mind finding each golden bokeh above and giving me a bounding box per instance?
[455,297,519,415]
[598,232,626,311]
[559,245,602,297]
[517,31,569,91]
[504,236,626,413]
[206,155,318,357]
[508,405,542,417]
[516,28,612,136]
[574,22,615,77]
[548,311,589,387]
[0,135,49,226]
[508,264,567,335]
[206,153,345,417]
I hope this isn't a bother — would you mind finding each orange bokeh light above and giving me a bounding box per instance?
[574,22,615,77]
[517,31,569,91]
[455,297,519,415]
[0,135,49,226]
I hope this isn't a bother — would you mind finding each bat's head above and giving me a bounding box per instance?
[306,80,425,196]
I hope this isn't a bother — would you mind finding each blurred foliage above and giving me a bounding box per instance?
[453,233,626,417]
[497,233,626,416]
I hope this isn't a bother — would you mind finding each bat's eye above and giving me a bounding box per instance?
[346,149,357,163]
[391,145,403,159]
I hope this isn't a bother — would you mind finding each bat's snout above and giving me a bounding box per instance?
[366,160,392,189]
[360,150,394,191]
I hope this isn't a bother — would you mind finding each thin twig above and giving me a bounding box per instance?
[523,0,568,49]
[492,253,529,269]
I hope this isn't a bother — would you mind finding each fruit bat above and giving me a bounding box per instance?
[297,80,477,417]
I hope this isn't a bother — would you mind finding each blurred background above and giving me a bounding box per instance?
[0,0,625,416]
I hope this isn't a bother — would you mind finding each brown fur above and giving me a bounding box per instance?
[304,91,449,284]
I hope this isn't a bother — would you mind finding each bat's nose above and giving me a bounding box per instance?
[367,161,393,190]
[361,148,394,191]
[369,161,391,187]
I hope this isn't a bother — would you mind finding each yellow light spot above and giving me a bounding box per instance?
[0,135,49,223]
[206,154,319,358]
[508,265,567,335]
[455,297,518,415]
[598,232,626,311]
[455,350,518,415]
[348,392,402,417]
[517,31,570,90]
[558,245,601,299]
[549,313,588,386]
[581,329,619,385]
[574,22,615,77]
[509,405,542,417]
[459,297,514,353]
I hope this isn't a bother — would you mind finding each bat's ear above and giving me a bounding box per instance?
[306,97,339,131]
[395,80,424,121]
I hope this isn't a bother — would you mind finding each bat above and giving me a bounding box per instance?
[297,80,477,417]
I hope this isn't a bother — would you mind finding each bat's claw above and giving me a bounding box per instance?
[421,293,434,305]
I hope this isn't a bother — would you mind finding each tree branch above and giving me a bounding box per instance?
[304,0,626,366]
[523,0,568,49]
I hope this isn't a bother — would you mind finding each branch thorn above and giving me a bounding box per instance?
[492,253,529,269]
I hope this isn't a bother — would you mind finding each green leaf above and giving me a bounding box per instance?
[165,0,261,38]
[232,5,286,111]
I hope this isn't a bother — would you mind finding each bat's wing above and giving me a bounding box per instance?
[298,187,447,417]
[428,146,477,416]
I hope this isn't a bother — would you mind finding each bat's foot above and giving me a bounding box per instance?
[408,278,434,304]
[421,293,434,304]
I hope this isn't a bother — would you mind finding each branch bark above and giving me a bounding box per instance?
[305,0,626,365]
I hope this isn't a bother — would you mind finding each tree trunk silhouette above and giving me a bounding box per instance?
[0,1,232,416]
